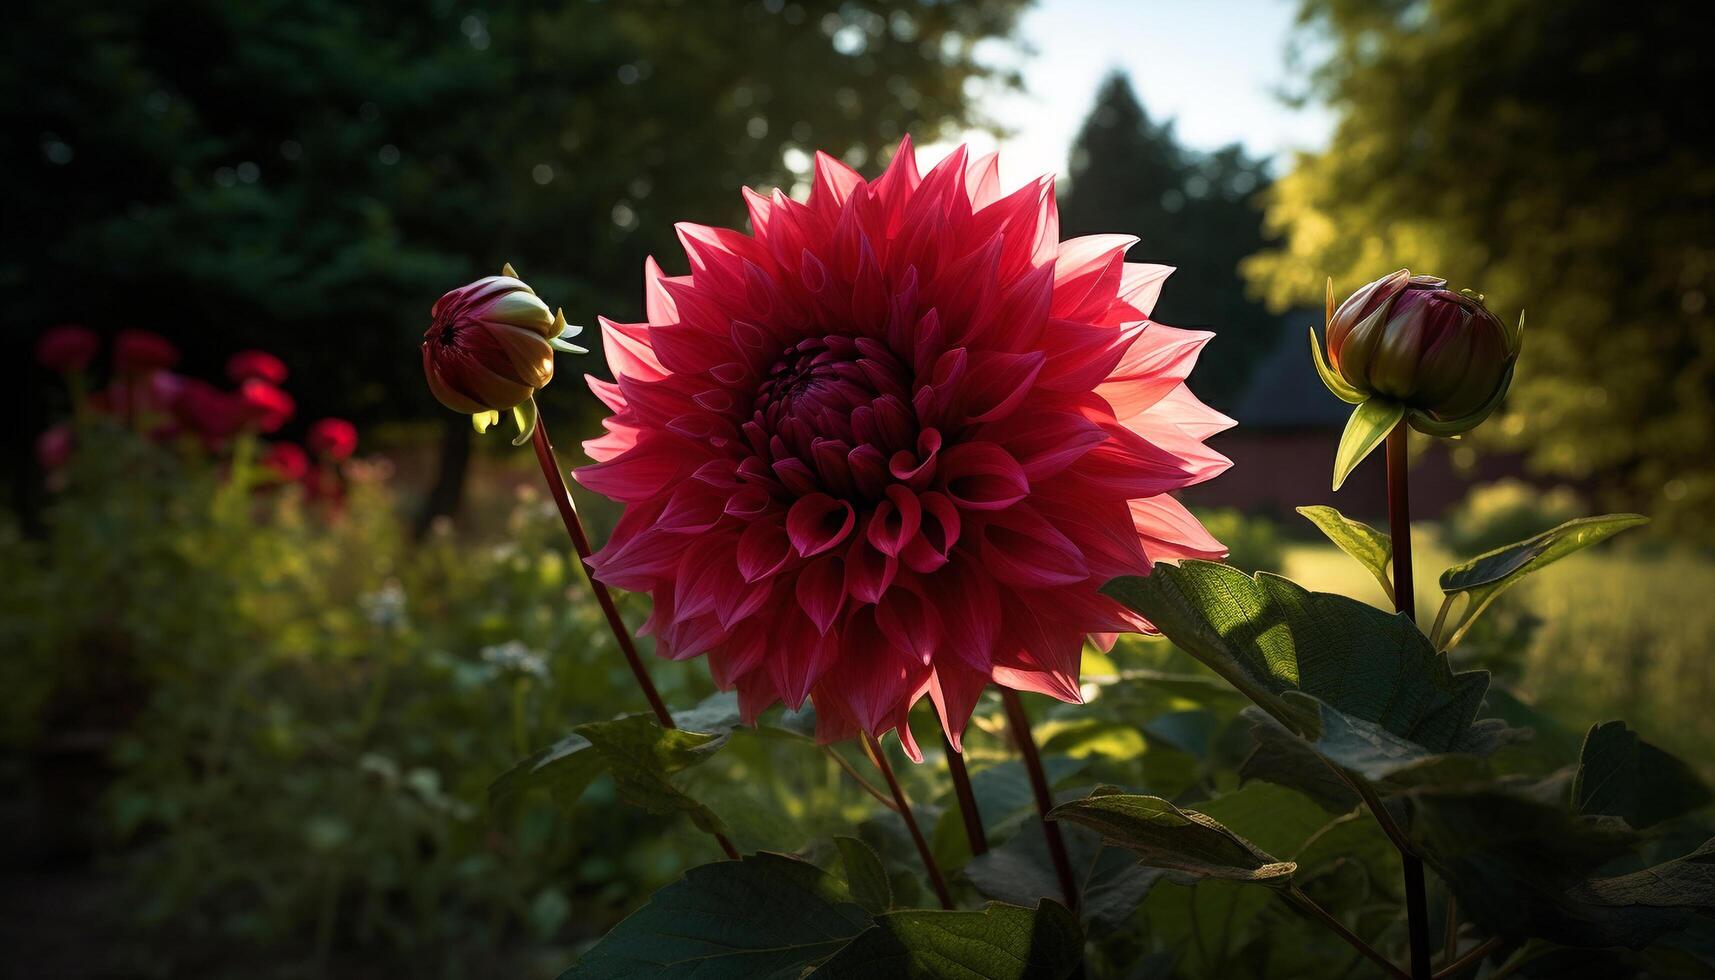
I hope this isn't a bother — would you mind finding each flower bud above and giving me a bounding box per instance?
[264,442,310,483]
[1314,269,1521,436]
[238,378,296,433]
[423,273,559,414]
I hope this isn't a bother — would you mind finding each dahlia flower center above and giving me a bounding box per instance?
[744,334,926,508]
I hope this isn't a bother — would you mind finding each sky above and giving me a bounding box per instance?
[920,0,1335,189]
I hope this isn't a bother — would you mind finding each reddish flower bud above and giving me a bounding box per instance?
[238,379,296,433]
[114,329,179,373]
[307,418,358,459]
[1318,270,1520,433]
[36,325,100,374]
[264,442,311,482]
[176,379,250,441]
[423,274,559,414]
[227,350,289,386]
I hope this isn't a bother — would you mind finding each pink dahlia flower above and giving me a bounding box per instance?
[575,141,1232,759]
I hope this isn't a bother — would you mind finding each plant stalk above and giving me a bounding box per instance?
[528,406,740,861]
[1285,886,1410,980]
[1000,688,1079,910]
[1386,422,1432,980]
[861,731,952,909]
[942,729,988,857]
[1433,936,1503,979]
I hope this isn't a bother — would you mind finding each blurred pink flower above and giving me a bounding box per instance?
[238,379,295,433]
[307,418,358,459]
[176,379,250,442]
[114,329,179,373]
[227,349,289,386]
[36,423,74,471]
[574,140,1232,759]
[263,442,311,482]
[35,325,100,374]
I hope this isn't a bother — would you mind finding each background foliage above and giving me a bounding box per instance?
[1245,0,1715,539]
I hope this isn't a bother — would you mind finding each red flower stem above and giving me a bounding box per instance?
[941,730,988,857]
[861,731,952,909]
[528,408,740,862]
[1386,422,1431,980]
[1000,688,1079,911]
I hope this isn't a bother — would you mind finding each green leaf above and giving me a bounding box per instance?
[1331,397,1403,491]
[1048,793,1295,888]
[808,901,1084,979]
[1573,721,1711,830]
[1437,513,1647,647]
[835,836,894,915]
[490,696,742,834]
[931,757,1087,867]
[510,397,539,446]
[1103,561,1493,755]
[562,853,873,979]
[1567,839,1715,944]
[1295,505,1394,603]
[966,817,1164,938]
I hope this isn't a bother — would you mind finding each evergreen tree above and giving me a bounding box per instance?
[1060,72,1281,408]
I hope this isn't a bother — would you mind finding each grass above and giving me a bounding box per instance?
[1282,534,1715,769]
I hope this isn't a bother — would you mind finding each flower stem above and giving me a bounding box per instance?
[861,731,952,909]
[1000,688,1079,911]
[1433,936,1503,979]
[528,405,740,861]
[1386,422,1432,980]
[942,729,988,857]
[1284,885,1410,980]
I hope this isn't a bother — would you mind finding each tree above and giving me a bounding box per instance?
[1059,72,1281,408]
[1244,0,1715,539]
[1,0,1029,516]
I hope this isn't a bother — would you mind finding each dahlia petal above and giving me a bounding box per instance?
[1132,494,1229,562]
[866,484,922,557]
[984,260,1055,353]
[978,503,1090,587]
[1069,423,1200,498]
[767,609,839,709]
[648,323,742,377]
[711,620,768,688]
[922,557,1000,673]
[875,586,940,664]
[795,553,846,634]
[735,668,778,726]
[573,435,698,502]
[737,517,794,582]
[928,664,990,752]
[976,409,1108,481]
[964,151,1003,210]
[1032,494,1150,580]
[599,317,667,382]
[823,608,923,732]
[644,256,679,326]
[1035,318,1147,393]
[1131,382,1237,439]
[810,151,865,217]
[938,441,1029,511]
[786,493,856,557]
[1102,263,1174,324]
[901,491,961,574]
[1096,323,1212,418]
[958,349,1046,424]
[843,533,898,603]
[655,482,729,533]
[675,535,738,619]
[993,603,1085,704]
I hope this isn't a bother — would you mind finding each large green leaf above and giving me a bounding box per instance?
[1103,561,1493,755]
[1048,793,1295,887]
[1437,514,1647,647]
[1331,397,1403,491]
[490,693,746,832]
[1295,505,1394,604]
[562,852,873,979]
[1573,721,1711,830]
[966,816,1164,938]
[808,901,1084,979]
[835,836,895,915]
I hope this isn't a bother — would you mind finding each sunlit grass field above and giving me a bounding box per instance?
[1282,536,1715,768]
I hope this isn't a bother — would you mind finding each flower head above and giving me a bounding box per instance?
[1313,270,1521,436]
[228,350,289,386]
[36,423,74,471]
[575,141,1231,758]
[238,378,296,433]
[308,417,358,459]
[424,271,580,415]
[36,325,100,374]
[114,329,179,373]
[264,442,311,482]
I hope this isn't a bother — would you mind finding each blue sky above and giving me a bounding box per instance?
[920,0,1334,188]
